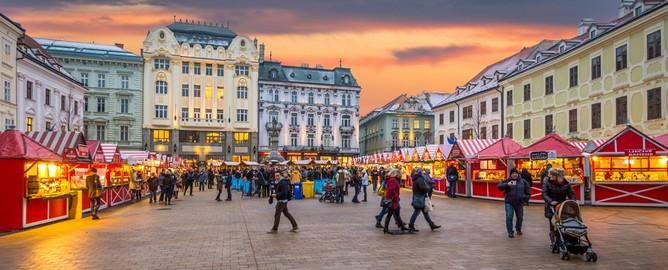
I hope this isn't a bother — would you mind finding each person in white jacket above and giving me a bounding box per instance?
[361,169,370,202]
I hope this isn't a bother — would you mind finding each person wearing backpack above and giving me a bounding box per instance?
[268,170,298,234]
[408,167,441,232]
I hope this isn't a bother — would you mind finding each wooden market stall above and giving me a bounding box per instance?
[448,139,498,198]
[589,126,668,207]
[99,143,132,207]
[509,134,585,204]
[470,138,523,200]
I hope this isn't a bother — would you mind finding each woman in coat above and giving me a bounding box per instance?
[542,168,576,242]
[383,169,408,234]
[408,167,441,232]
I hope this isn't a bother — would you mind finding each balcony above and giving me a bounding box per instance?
[265,121,283,132]
[339,125,355,135]
[179,118,225,128]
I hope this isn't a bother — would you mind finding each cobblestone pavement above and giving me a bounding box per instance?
[1,188,668,270]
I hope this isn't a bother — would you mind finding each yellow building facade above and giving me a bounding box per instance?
[502,3,667,145]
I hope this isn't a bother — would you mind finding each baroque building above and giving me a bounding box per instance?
[36,38,144,149]
[0,13,23,130]
[258,59,361,164]
[360,92,449,155]
[142,20,259,162]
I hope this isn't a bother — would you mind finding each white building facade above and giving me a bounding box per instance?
[16,35,86,132]
[0,13,23,130]
[258,60,361,164]
[142,20,260,162]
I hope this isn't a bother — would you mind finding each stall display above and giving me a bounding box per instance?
[447,139,498,198]
[590,126,668,207]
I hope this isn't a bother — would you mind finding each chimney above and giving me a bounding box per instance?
[578,18,595,35]
[618,0,636,18]
[259,43,265,63]
[114,43,124,49]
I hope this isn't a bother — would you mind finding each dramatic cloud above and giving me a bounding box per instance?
[393,45,480,64]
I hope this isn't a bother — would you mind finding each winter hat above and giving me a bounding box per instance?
[509,168,519,175]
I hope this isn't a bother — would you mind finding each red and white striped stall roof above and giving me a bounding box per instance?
[383,152,392,162]
[100,143,118,163]
[26,131,85,155]
[452,139,498,159]
[570,139,607,152]
[414,146,426,160]
[120,150,149,164]
[401,148,414,161]
[424,145,439,160]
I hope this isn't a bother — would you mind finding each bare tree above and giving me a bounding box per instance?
[471,96,487,139]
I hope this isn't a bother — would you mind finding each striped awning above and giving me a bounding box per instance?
[571,139,606,153]
[424,145,439,161]
[451,139,498,159]
[414,146,426,161]
[100,143,118,163]
[400,148,413,161]
[383,152,392,162]
[120,150,149,165]
[26,131,86,155]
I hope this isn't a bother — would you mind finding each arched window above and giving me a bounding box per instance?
[343,75,351,85]
[291,91,298,103]
[155,80,168,94]
[308,92,314,105]
[341,115,351,127]
[269,69,278,80]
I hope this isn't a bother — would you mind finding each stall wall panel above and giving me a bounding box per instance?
[0,160,26,231]
[488,184,505,199]
[25,199,48,224]
[472,181,488,197]
[594,183,668,206]
[48,198,68,219]
[456,181,467,196]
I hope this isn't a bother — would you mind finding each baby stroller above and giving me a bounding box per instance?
[550,200,597,262]
[318,181,336,203]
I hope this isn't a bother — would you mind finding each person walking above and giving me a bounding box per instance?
[225,170,233,201]
[133,171,143,201]
[183,170,194,196]
[198,169,207,192]
[85,168,103,220]
[371,167,379,192]
[268,171,298,234]
[158,170,166,203]
[498,168,531,238]
[335,168,347,204]
[408,167,441,232]
[383,169,408,234]
[147,172,158,204]
[352,171,361,203]
[215,172,224,201]
[446,164,459,198]
[361,169,369,202]
[164,170,174,205]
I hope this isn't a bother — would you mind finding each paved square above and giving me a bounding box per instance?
[1,189,667,270]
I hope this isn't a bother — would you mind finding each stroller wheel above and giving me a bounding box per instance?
[590,252,598,262]
[560,251,570,260]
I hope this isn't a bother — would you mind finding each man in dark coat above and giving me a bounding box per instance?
[85,168,103,220]
[268,171,298,233]
[498,168,531,238]
[446,164,459,198]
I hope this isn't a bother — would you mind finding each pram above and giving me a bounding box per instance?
[550,200,597,262]
[318,181,336,203]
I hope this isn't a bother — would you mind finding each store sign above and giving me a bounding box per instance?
[303,152,318,156]
[77,144,89,157]
[625,149,655,157]
[530,151,557,160]
[63,148,78,161]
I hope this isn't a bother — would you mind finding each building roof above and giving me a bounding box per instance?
[0,130,62,162]
[36,38,142,62]
[361,91,450,123]
[509,133,584,159]
[0,12,24,32]
[476,137,523,159]
[18,35,85,88]
[259,61,360,87]
[592,125,668,155]
[167,21,237,49]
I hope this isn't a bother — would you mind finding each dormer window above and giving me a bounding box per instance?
[343,75,351,84]
[536,55,542,62]
[240,40,246,47]
[289,72,295,78]
[590,30,596,39]
[634,6,643,16]
[269,69,278,80]
[518,63,524,70]
[307,74,312,79]
[323,75,329,81]
[559,44,566,53]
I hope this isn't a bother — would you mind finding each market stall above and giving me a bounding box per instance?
[420,145,446,193]
[509,134,585,204]
[590,126,668,207]
[0,131,72,231]
[100,143,132,207]
[469,138,522,200]
[448,139,498,198]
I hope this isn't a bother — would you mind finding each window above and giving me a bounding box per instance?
[342,136,351,148]
[393,134,399,146]
[273,90,279,102]
[323,134,331,147]
[84,97,88,112]
[290,134,298,146]
[46,121,51,131]
[402,135,409,147]
[545,114,553,135]
[217,110,224,120]
[647,88,662,120]
[324,94,330,105]
[307,114,315,126]
[506,123,513,138]
[96,125,105,141]
[217,65,224,76]
[324,114,331,127]
[591,103,602,129]
[506,90,513,106]
[413,120,420,129]
[181,84,189,96]
[647,30,662,60]
[26,81,33,99]
[635,5,643,16]
[80,73,88,87]
[462,105,473,119]
[45,89,51,106]
[194,63,201,75]
[205,109,212,120]
[438,113,444,125]
[392,119,398,128]
[153,130,170,143]
[559,44,566,53]
[205,64,212,76]
[545,76,554,95]
[193,85,202,97]
[413,136,418,146]
[74,101,79,115]
[236,109,248,122]
[591,56,601,80]
[182,62,189,74]
[569,109,578,133]
[616,45,628,71]
[155,105,168,119]
[492,125,499,139]
[402,119,409,129]
[155,80,168,94]
[480,126,487,139]
[439,134,445,144]
[234,132,249,144]
[206,132,222,144]
[462,129,473,139]
[480,101,487,115]
[590,30,596,39]
[569,66,578,87]
[523,119,531,139]
[616,96,628,125]
[308,92,314,105]
[154,58,169,70]
[237,86,248,99]
[120,99,129,113]
[342,115,351,127]
[60,95,66,111]
[120,126,129,141]
[424,120,430,129]
[121,75,129,89]
[291,91,298,103]
[523,84,531,101]
[307,134,314,147]
[269,111,279,123]
[3,81,9,101]
[181,107,189,119]
[449,111,455,123]
[26,117,33,132]
[193,108,200,120]
[98,74,106,88]
[235,65,249,76]
[97,97,105,112]
[491,97,499,112]
[4,118,14,130]
[290,113,298,126]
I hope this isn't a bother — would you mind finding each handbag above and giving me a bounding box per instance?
[381,198,392,207]
[377,186,386,197]
[424,196,433,213]
[412,195,426,209]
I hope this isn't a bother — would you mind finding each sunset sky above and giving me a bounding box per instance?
[3,0,618,115]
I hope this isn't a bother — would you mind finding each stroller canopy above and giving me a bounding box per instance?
[557,200,582,222]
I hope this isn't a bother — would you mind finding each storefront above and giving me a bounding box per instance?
[468,138,523,200]
[422,144,447,193]
[509,134,585,204]
[447,139,498,198]
[590,126,668,207]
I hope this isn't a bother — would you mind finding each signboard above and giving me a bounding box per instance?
[77,144,89,157]
[530,151,557,160]
[625,149,656,157]
[63,148,78,162]
[303,152,318,156]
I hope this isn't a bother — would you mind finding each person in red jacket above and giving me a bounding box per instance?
[383,169,408,234]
